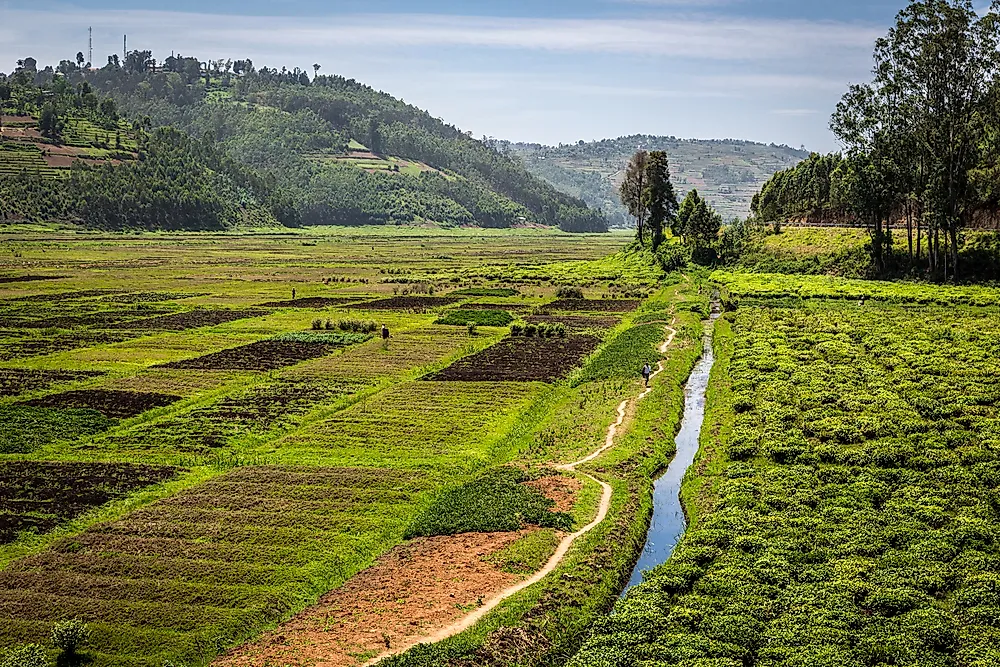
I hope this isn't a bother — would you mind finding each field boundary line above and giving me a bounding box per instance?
[366,321,679,666]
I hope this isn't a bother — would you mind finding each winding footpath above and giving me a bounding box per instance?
[364,323,679,666]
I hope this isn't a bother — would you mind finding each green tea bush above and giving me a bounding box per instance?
[405,467,573,538]
[435,309,514,327]
[570,298,1000,667]
[0,644,48,667]
[52,619,88,656]
[510,321,566,338]
[272,331,371,345]
[335,318,378,333]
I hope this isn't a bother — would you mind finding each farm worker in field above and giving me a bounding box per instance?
[292,288,296,300]
[641,362,653,387]
[382,324,390,341]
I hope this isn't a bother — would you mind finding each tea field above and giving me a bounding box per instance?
[0,229,708,666]
[570,272,1000,667]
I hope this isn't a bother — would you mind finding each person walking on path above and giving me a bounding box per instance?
[641,362,652,387]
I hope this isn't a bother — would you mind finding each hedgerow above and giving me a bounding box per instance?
[573,323,667,385]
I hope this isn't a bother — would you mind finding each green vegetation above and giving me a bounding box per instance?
[435,309,514,327]
[451,288,519,297]
[1,54,605,231]
[0,406,115,454]
[750,1,1000,281]
[405,467,573,538]
[573,323,666,384]
[487,528,561,574]
[571,273,1000,667]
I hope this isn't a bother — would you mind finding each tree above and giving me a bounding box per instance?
[642,151,678,252]
[38,102,64,139]
[619,150,649,244]
[674,189,722,261]
[76,52,85,69]
[313,63,321,79]
[832,0,1000,279]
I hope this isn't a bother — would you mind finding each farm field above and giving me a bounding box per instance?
[0,229,711,667]
[570,272,1000,667]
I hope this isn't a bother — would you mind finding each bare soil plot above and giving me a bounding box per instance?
[526,314,620,332]
[0,275,66,284]
[215,531,528,667]
[345,296,460,310]
[0,369,104,398]
[456,302,532,312]
[539,299,640,313]
[158,339,343,371]
[427,335,600,383]
[108,309,267,331]
[16,310,170,329]
[21,389,181,419]
[0,462,179,544]
[256,296,359,308]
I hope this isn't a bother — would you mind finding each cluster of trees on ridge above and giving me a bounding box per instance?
[0,67,295,229]
[618,149,724,268]
[0,50,605,232]
[752,0,1000,280]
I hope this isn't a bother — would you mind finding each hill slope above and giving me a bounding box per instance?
[507,136,810,225]
[0,57,605,232]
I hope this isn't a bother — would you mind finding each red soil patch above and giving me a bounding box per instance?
[42,154,78,168]
[215,531,529,667]
[1,127,41,139]
[523,474,583,514]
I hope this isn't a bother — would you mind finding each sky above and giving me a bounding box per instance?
[0,0,920,152]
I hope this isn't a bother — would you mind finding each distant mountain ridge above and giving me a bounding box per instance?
[505,135,810,225]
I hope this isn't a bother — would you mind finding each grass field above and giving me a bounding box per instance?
[0,229,697,666]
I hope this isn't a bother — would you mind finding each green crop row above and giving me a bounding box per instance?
[570,296,1000,667]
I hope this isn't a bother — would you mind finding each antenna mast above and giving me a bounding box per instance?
[123,34,127,61]
[88,27,92,68]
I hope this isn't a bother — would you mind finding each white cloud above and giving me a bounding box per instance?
[0,9,882,65]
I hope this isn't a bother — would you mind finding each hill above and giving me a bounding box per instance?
[505,135,810,226]
[0,56,605,232]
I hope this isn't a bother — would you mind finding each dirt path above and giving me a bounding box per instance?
[362,323,679,665]
[217,324,680,667]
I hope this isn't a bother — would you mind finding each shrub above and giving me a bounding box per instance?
[467,321,478,337]
[510,321,525,336]
[405,467,572,538]
[311,318,323,330]
[556,286,584,299]
[0,644,48,667]
[336,318,378,333]
[52,619,88,656]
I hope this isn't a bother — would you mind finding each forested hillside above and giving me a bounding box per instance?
[505,136,808,226]
[0,54,605,231]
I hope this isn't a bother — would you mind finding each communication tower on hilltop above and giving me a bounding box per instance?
[88,27,92,68]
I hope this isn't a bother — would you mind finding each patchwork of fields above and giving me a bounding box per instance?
[0,230,692,666]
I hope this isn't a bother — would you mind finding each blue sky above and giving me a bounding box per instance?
[0,0,914,151]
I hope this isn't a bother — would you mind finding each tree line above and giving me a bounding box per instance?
[754,0,1000,280]
[619,150,722,266]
